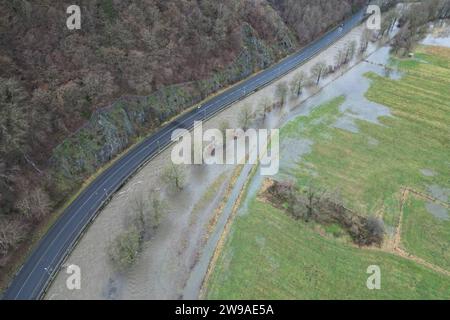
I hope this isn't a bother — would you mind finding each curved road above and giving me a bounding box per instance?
[3,9,366,300]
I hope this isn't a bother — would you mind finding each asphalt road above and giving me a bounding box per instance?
[3,9,366,300]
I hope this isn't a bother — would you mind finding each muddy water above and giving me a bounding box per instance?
[121,165,233,300]
[236,43,399,211]
[422,20,450,48]
[285,46,396,134]
[183,164,254,299]
[233,24,450,269]
[200,22,450,298]
[425,202,449,221]
[46,22,392,300]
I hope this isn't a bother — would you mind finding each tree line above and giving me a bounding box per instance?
[266,180,385,247]
[391,0,450,55]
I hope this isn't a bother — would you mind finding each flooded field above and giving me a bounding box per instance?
[204,20,450,299]
[422,20,450,48]
[46,22,372,300]
[47,17,450,300]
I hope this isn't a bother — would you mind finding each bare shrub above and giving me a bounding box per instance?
[108,227,141,272]
[219,120,230,141]
[161,163,187,192]
[311,61,327,85]
[131,193,166,239]
[275,81,289,106]
[0,217,27,257]
[238,104,255,131]
[266,180,385,246]
[363,216,385,246]
[290,72,306,97]
[16,187,51,221]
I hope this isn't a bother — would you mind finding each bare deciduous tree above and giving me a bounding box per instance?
[275,81,289,106]
[379,9,398,38]
[161,163,187,192]
[290,71,306,97]
[238,104,254,131]
[365,216,385,244]
[335,48,347,69]
[256,97,272,123]
[311,61,327,85]
[344,41,357,64]
[16,187,51,221]
[0,78,29,159]
[219,120,230,143]
[0,218,27,257]
[108,227,141,272]
[132,192,166,239]
[359,29,371,54]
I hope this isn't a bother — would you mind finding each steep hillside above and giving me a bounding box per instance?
[0,0,364,273]
[269,0,366,44]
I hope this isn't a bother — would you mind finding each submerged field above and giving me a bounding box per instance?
[205,45,450,299]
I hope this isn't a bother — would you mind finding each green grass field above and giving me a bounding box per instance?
[205,46,450,299]
[402,196,450,272]
[206,200,450,299]
[281,46,450,228]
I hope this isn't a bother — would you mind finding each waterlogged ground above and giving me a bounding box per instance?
[47,115,238,300]
[205,33,450,298]
[422,20,450,48]
[46,18,450,300]
[46,22,371,300]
